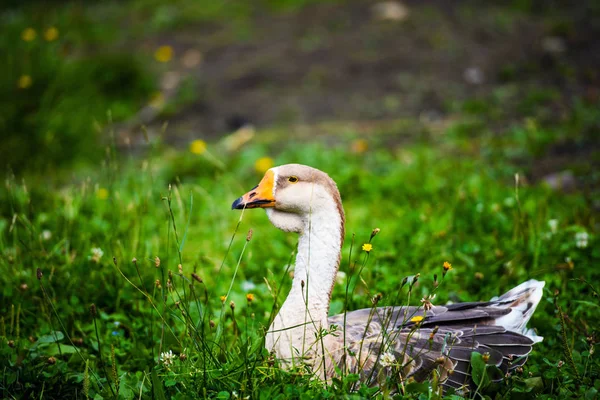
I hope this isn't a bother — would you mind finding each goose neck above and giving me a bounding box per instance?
[283,206,344,321]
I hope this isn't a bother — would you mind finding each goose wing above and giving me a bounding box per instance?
[327,301,534,392]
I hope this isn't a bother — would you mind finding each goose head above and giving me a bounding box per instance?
[232,164,344,234]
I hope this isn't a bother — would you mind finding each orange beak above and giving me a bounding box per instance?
[231,170,276,210]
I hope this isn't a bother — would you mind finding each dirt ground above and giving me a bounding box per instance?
[124,0,599,187]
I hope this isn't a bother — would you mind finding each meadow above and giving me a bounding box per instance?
[2,110,599,398]
[1,0,599,398]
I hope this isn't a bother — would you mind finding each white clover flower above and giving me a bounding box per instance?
[576,232,589,249]
[160,350,176,366]
[548,219,558,234]
[89,247,104,263]
[41,230,52,241]
[380,352,396,367]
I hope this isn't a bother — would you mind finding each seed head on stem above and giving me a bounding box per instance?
[370,228,380,241]
[191,273,203,284]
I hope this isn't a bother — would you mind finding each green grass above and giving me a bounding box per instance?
[1,106,599,398]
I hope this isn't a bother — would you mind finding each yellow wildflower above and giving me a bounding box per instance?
[410,315,424,323]
[482,352,490,363]
[21,28,36,42]
[351,139,368,153]
[362,243,373,253]
[246,293,254,302]
[443,261,452,272]
[254,157,274,174]
[154,45,174,63]
[96,188,109,200]
[220,295,226,303]
[44,27,59,41]
[189,139,207,155]
[18,75,33,89]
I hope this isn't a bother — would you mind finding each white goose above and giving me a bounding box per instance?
[232,164,544,392]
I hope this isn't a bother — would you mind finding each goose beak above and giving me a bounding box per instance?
[232,170,276,210]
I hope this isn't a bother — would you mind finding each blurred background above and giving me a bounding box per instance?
[1,0,599,189]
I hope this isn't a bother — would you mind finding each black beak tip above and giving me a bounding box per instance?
[231,197,244,210]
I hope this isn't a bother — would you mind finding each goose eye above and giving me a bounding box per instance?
[288,176,299,183]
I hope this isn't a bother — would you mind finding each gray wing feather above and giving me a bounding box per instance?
[327,301,535,393]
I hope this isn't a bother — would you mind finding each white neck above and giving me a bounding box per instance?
[265,198,344,364]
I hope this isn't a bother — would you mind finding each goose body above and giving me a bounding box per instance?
[232,164,544,392]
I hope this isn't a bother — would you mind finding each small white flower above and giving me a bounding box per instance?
[380,351,396,367]
[336,271,347,285]
[89,247,104,263]
[41,230,52,241]
[548,219,558,234]
[160,350,176,366]
[576,232,589,249]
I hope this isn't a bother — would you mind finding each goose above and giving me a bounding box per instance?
[232,163,544,392]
